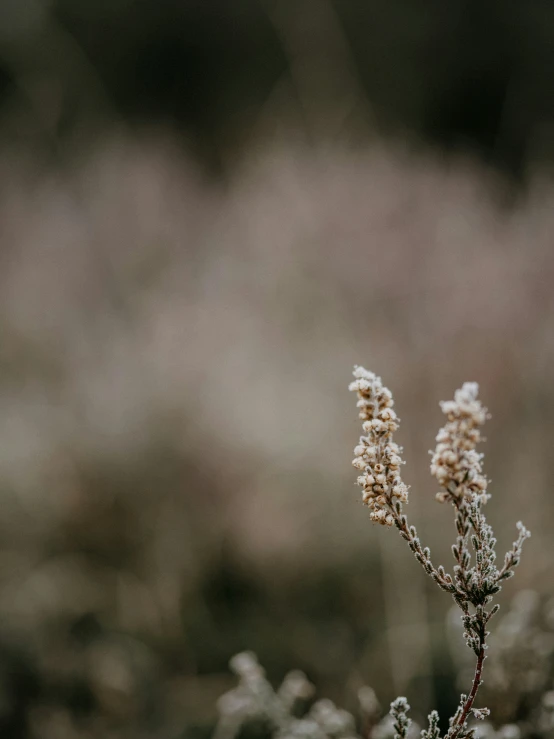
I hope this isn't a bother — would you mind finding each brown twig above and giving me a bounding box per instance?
[448,645,486,739]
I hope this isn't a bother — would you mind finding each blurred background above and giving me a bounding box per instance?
[0,1,554,737]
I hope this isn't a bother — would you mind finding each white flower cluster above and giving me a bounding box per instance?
[349,367,409,525]
[215,652,358,739]
[430,382,489,504]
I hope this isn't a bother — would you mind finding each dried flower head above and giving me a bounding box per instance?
[431,382,489,505]
[349,367,408,525]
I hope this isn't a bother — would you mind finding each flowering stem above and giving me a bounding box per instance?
[350,368,529,739]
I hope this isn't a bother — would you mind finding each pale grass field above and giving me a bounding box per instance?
[0,132,552,735]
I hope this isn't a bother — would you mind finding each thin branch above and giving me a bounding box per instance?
[448,645,486,739]
[392,509,461,597]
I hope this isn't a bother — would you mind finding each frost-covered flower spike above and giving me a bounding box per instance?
[349,366,408,526]
[349,367,531,739]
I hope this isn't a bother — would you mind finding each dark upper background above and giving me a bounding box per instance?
[2,0,554,178]
[0,2,553,738]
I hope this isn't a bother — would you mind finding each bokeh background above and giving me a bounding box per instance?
[0,1,554,737]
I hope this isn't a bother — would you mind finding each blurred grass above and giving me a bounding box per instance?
[0,2,552,737]
[0,133,552,736]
